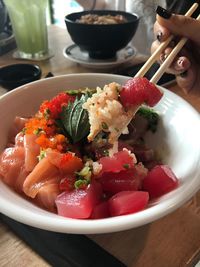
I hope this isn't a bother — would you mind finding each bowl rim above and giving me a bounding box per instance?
[0,73,200,234]
[65,9,140,25]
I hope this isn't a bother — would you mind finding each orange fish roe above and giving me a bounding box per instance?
[39,93,75,119]
[36,133,67,152]
[60,153,83,174]
[25,117,56,137]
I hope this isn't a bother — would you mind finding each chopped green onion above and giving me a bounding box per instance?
[38,150,46,161]
[103,150,109,156]
[21,128,26,134]
[44,108,50,120]
[79,166,91,176]
[74,179,89,189]
[33,128,42,135]
[123,164,130,169]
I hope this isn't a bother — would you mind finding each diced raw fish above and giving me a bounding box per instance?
[15,132,24,147]
[46,149,62,167]
[0,146,25,186]
[23,157,59,198]
[46,149,83,175]
[14,116,29,130]
[45,176,61,185]
[98,163,147,195]
[24,134,40,172]
[90,201,110,219]
[142,165,179,198]
[8,117,28,144]
[35,181,60,212]
[99,149,136,174]
[55,181,102,219]
[15,166,30,193]
[120,77,163,108]
[5,143,15,148]
[108,191,149,216]
[144,160,161,170]
[99,169,142,195]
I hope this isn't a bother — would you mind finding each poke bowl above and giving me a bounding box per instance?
[0,73,200,234]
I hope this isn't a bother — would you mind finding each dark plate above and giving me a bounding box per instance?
[0,63,42,90]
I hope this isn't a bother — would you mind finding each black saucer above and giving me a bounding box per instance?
[0,63,42,90]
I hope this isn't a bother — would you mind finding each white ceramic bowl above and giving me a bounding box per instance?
[0,73,200,234]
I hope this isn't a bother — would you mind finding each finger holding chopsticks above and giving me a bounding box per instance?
[150,4,200,95]
[135,3,199,78]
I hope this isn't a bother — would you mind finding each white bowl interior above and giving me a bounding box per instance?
[0,73,200,234]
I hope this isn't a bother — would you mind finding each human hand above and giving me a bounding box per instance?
[151,6,200,95]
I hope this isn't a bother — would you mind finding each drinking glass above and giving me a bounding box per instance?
[4,0,49,60]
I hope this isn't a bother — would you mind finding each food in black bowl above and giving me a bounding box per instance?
[0,63,42,90]
[65,10,139,59]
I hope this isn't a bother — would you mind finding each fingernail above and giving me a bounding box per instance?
[156,31,163,42]
[160,53,165,62]
[159,53,167,63]
[156,6,172,19]
[177,58,184,68]
[163,54,168,60]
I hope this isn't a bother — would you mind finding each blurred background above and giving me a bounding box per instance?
[49,0,82,27]
[0,0,82,55]
[0,0,199,56]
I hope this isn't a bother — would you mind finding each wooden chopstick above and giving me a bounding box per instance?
[134,2,199,79]
[151,12,200,84]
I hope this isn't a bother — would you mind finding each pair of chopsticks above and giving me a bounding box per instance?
[135,3,200,84]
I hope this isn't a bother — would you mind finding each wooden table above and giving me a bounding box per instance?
[1,25,200,267]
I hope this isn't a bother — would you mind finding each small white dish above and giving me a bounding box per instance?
[63,44,136,69]
[0,73,200,234]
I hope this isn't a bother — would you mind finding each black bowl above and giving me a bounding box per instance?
[65,10,139,59]
[0,64,42,90]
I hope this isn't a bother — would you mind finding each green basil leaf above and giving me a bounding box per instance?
[61,94,90,143]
